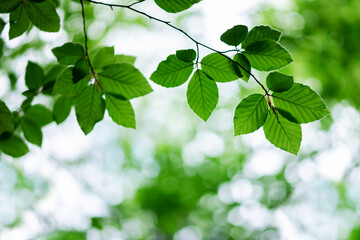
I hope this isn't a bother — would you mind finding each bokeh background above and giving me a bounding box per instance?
[0,0,360,239]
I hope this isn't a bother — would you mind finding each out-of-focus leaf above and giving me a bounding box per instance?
[25,61,44,90]
[0,135,29,158]
[20,117,43,146]
[24,104,53,127]
[0,100,14,135]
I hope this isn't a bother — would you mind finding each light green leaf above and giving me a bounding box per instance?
[53,67,88,96]
[243,40,293,71]
[263,112,302,155]
[0,100,14,135]
[176,49,196,62]
[92,46,115,70]
[25,61,44,90]
[53,96,73,124]
[0,0,21,13]
[150,55,194,87]
[186,69,218,121]
[201,53,239,82]
[234,94,268,135]
[233,53,251,82]
[25,0,60,32]
[20,117,43,146]
[98,63,153,99]
[105,95,136,129]
[242,25,281,48]
[75,85,105,135]
[266,72,294,92]
[154,0,201,13]
[24,104,53,127]
[0,135,29,158]
[220,25,248,46]
[114,54,136,65]
[272,83,330,123]
[72,58,89,83]
[9,4,30,39]
[52,43,85,65]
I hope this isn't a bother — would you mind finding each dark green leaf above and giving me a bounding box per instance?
[242,25,282,48]
[21,97,34,111]
[176,49,196,62]
[72,58,89,84]
[243,40,293,71]
[53,67,88,96]
[114,54,136,65]
[0,100,14,135]
[201,53,239,82]
[75,85,105,135]
[0,135,29,158]
[233,53,250,82]
[9,4,30,39]
[25,0,60,32]
[263,112,302,155]
[154,0,201,13]
[266,72,294,92]
[272,83,330,123]
[105,95,136,129]
[0,18,4,34]
[220,25,248,46]
[24,104,53,127]
[8,72,18,91]
[186,69,218,121]
[20,117,43,146]
[92,46,115,70]
[234,94,268,135]
[22,89,37,98]
[43,64,66,85]
[277,108,299,124]
[98,63,153,99]
[25,61,44,90]
[52,43,85,65]
[0,0,21,13]
[53,96,73,124]
[150,55,194,87]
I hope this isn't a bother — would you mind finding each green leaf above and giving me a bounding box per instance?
[201,53,239,82]
[0,18,5,35]
[150,55,194,87]
[25,0,60,32]
[9,4,30,39]
[53,96,73,124]
[242,25,281,48]
[234,94,268,135]
[243,40,293,71]
[220,25,248,46]
[277,108,299,124]
[263,112,302,155]
[233,53,251,82]
[0,100,14,135]
[186,69,218,121]
[24,104,53,127]
[114,54,136,65]
[154,0,201,13]
[52,43,85,65]
[75,85,105,135]
[20,117,43,146]
[53,67,88,96]
[176,49,196,62]
[272,83,330,123]
[92,46,115,70]
[105,95,136,129]
[0,135,29,158]
[266,72,294,92]
[25,61,44,90]
[0,0,21,13]
[43,64,66,85]
[98,63,153,99]
[72,58,89,84]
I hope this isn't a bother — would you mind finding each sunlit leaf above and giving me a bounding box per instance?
[234,94,268,135]
[242,25,281,48]
[53,67,88,96]
[114,54,136,65]
[154,0,201,13]
[220,25,248,46]
[277,108,299,124]
[105,95,136,129]
[25,0,60,32]
[186,69,218,121]
[150,55,193,87]
[201,53,239,82]
[233,53,251,82]
[52,43,85,65]
[176,49,196,62]
[266,72,294,92]
[92,46,115,70]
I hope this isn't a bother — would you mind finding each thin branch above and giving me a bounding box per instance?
[85,0,269,95]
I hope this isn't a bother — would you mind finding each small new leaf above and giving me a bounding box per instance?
[186,69,218,121]
[243,40,293,71]
[105,95,136,129]
[266,72,294,92]
[150,55,194,87]
[272,83,330,123]
[220,25,248,46]
[263,112,302,155]
[234,94,268,135]
[242,25,281,48]
[201,53,239,82]
[176,49,196,62]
